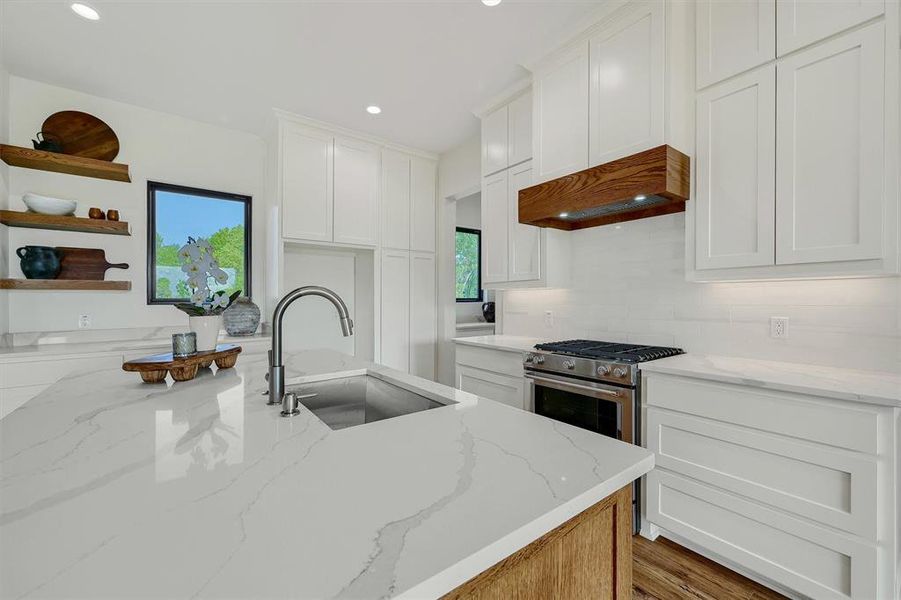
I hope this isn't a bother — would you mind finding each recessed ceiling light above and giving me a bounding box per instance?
[558,212,569,218]
[71,2,100,20]
[482,0,502,6]
[634,194,647,201]
[366,105,382,115]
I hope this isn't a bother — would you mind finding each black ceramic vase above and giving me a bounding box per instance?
[482,301,496,323]
[16,246,61,279]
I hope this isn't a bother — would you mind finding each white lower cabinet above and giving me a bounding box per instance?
[454,343,529,411]
[379,249,436,379]
[644,372,896,600]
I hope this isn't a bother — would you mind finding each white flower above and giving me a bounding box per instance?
[213,293,231,309]
[182,262,202,275]
[212,268,228,284]
[197,238,213,252]
[188,274,207,289]
[178,244,201,262]
[191,290,207,305]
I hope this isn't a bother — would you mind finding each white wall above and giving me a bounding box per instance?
[0,61,9,344]
[437,133,481,385]
[502,212,901,373]
[5,76,266,334]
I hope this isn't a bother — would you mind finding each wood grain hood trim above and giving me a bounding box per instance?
[518,145,690,230]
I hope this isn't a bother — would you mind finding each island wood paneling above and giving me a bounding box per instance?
[518,145,689,230]
[442,485,632,600]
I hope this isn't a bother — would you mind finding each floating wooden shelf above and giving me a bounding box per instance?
[0,279,131,291]
[0,144,131,183]
[0,210,131,235]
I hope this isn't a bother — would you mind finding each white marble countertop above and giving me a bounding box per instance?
[0,349,653,599]
[454,322,496,331]
[452,334,545,353]
[0,333,270,361]
[641,354,901,408]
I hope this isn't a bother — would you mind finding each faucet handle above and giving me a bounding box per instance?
[280,391,300,417]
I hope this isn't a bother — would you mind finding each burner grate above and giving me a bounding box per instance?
[534,339,684,363]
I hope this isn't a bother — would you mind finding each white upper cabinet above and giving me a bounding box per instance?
[777,0,885,56]
[281,127,333,242]
[775,23,885,265]
[380,249,410,372]
[410,157,437,252]
[696,66,776,269]
[481,105,508,176]
[696,0,776,89]
[588,1,664,165]
[381,149,412,250]
[532,42,590,184]
[507,92,533,167]
[507,161,541,281]
[409,252,436,379]
[333,137,380,246]
[482,170,509,284]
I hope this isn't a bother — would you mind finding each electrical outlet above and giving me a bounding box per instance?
[544,310,554,328]
[78,314,91,329]
[770,317,789,339]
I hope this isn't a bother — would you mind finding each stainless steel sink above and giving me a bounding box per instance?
[287,375,449,430]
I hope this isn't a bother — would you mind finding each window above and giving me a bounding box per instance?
[147,181,251,304]
[455,227,482,302]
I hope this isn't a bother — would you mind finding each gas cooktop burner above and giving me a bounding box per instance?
[533,339,684,363]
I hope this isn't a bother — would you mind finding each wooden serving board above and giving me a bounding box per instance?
[57,247,129,280]
[41,111,120,161]
[122,344,242,383]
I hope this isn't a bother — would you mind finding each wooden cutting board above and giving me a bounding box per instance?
[57,247,129,280]
[41,111,120,161]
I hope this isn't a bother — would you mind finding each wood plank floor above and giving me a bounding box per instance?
[632,536,787,600]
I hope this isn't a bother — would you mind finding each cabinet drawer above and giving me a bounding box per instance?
[454,345,525,378]
[0,355,123,388]
[644,373,880,454]
[456,364,526,411]
[647,470,877,600]
[647,408,876,539]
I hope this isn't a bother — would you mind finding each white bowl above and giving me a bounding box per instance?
[22,193,77,216]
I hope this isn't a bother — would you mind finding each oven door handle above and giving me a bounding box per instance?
[524,372,627,402]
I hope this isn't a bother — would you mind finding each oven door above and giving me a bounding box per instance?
[525,371,634,444]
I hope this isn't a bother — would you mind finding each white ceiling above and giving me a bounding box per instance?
[1,0,602,154]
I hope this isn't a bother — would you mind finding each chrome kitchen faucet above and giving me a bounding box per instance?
[267,286,354,406]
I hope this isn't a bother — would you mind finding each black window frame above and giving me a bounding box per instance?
[455,226,483,303]
[146,181,252,305]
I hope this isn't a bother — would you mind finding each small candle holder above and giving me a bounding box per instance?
[172,332,197,358]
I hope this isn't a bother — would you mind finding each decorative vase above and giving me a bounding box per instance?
[482,301,496,323]
[223,297,261,336]
[16,246,61,279]
[189,315,222,352]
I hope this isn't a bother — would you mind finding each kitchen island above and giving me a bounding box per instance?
[0,349,653,599]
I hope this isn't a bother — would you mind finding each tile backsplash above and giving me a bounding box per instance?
[501,213,901,372]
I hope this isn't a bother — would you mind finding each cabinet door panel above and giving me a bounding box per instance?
[696,66,776,269]
[411,157,437,252]
[482,105,508,176]
[282,128,333,242]
[456,365,525,410]
[589,2,664,165]
[777,0,884,56]
[380,250,410,372]
[508,161,541,281]
[776,24,884,264]
[482,171,509,284]
[696,0,776,88]
[507,92,533,167]
[409,252,436,380]
[333,137,379,246]
[533,44,590,184]
[381,150,411,250]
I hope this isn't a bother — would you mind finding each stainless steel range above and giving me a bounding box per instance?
[523,339,684,531]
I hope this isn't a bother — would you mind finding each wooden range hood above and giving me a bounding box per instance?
[518,145,690,230]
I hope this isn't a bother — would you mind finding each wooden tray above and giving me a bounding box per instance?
[122,344,242,383]
[42,110,120,161]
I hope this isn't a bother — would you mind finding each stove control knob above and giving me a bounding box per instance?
[525,354,534,363]
[534,355,545,365]
[563,359,576,370]
[596,365,610,376]
[613,367,628,378]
